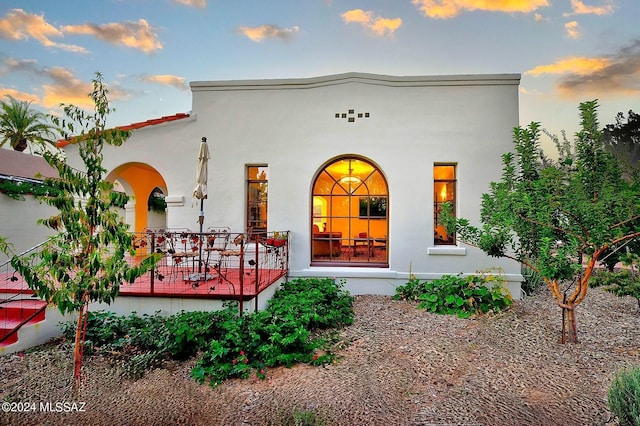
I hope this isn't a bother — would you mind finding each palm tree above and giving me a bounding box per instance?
[0,96,55,153]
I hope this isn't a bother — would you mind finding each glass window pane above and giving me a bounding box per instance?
[247,165,268,233]
[434,164,456,245]
[313,171,337,195]
[311,156,388,265]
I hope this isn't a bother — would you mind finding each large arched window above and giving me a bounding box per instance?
[311,156,388,266]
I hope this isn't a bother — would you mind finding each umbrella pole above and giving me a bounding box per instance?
[198,198,204,275]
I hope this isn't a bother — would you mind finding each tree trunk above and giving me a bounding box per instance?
[73,296,89,385]
[562,305,579,343]
[14,139,27,152]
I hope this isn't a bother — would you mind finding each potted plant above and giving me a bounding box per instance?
[266,231,287,247]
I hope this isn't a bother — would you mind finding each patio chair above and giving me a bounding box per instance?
[169,231,199,282]
[214,233,246,294]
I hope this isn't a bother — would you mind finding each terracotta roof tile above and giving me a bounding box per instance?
[57,113,190,147]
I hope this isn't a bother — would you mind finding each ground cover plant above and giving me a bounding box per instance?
[60,277,354,385]
[192,277,354,386]
[394,272,512,318]
[609,365,640,426]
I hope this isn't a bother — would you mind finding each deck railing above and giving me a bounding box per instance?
[0,241,48,345]
[128,229,290,310]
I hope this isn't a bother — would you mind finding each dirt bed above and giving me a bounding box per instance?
[1,286,638,425]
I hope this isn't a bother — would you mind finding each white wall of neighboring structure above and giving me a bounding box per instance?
[0,194,56,265]
[63,73,523,298]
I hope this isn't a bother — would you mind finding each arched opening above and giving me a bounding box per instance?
[106,163,168,233]
[147,186,167,229]
[311,155,388,266]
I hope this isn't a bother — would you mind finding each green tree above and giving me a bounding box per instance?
[600,110,640,270]
[603,109,640,176]
[11,73,158,383]
[0,95,56,153]
[443,100,640,343]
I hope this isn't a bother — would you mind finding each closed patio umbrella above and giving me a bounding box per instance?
[186,136,212,282]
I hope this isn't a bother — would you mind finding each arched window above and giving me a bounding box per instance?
[311,156,388,266]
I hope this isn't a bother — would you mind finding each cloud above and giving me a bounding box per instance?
[534,13,547,22]
[0,57,129,109]
[173,0,207,7]
[237,24,300,42]
[41,67,98,108]
[0,9,87,53]
[526,39,640,98]
[411,0,549,19]
[62,19,162,54]
[0,87,41,104]
[563,0,614,16]
[525,56,610,76]
[140,74,188,90]
[565,21,581,39]
[341,9,402,37]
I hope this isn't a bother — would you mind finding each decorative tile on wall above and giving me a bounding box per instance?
[335,109,370,123]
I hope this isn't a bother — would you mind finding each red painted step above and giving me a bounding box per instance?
[0,299,48,346]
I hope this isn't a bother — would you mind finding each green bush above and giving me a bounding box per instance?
[60,278,354,385]
[192,277,354,386]
[394,273,512,318]
[521,265,544,295]
[592,268,640,309]
[609,365,640,426]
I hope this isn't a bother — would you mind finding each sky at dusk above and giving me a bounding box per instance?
[0,0,638,150]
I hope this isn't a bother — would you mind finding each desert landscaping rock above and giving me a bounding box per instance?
[1,286,637,425]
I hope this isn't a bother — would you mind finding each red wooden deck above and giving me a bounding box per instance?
[118,263,286,299]
[0,264,286,301]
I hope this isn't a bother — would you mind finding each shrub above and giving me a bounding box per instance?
[608,365,640,426]
[61,278,354,385]
[521,265,544,295]
[192,278,354,386]
[592,268,640,310]
[394,272,512,318]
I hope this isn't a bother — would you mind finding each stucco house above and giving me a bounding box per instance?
[61,72,524,298]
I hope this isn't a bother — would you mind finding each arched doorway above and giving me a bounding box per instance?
[311,155,388,266]
[106,163,168,233]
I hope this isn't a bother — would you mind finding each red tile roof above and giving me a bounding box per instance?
[57,113,190,147]
[118,112,190,131]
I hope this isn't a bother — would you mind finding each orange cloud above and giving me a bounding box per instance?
[0,9,87,53]
[564,0,614,16]
[342,9,402,37]
[412,0,549,19]
[526,56,610,76]
[1,57,132,113]
[62,19,162,54]
[527,39,640,99]
[565,21,581,39]
[0,88,41,104]
[140,74,188,90]
[237,25,299,42]
[40,67,95,109]
[173,0,207,7]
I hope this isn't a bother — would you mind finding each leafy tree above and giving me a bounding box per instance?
[603,109,640,176]
[442,100,640,343]
[600,110,640,270]
[10,73,159,383]
[0,95,56,153]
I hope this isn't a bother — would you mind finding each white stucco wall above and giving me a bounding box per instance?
[0,194,56,265]
[63,73,524,298]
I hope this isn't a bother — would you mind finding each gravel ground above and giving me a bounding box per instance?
[1,286,639,425]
